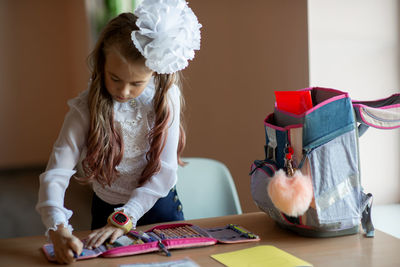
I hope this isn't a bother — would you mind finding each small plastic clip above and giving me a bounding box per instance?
[158,241,171,256]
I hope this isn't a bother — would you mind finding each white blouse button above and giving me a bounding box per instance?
[129,99,136,108]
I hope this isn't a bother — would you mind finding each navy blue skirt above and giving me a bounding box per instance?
[91,187,184,230]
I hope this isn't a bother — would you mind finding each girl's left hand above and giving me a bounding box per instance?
[85,225,125,249]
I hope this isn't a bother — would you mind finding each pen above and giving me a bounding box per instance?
[139,231,154,242]
[228,224,258,239]
[129,231,150,243]
[157,240,171,256]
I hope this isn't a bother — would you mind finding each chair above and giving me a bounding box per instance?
[175,157,242,220]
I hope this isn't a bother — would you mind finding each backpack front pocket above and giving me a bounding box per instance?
[305,129,361,231]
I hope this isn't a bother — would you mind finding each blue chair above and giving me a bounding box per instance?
[175,157,242,220]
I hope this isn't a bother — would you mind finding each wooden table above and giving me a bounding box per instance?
[1,212,399,266]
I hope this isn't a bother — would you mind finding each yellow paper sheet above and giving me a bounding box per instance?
[211,245,312,267]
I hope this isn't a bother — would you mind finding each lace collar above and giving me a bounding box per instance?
[113,78,155,112]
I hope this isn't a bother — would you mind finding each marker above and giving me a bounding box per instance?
[128,231,149,243]
[139,231,154,242]
[228,224,258,239]
[125,233,145,244]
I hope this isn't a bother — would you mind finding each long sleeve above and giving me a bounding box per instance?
[36,92,89,235]
[37,81,182,232]
[119,85,181,226]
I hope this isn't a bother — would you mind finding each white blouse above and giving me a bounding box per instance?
[36,78,181,234]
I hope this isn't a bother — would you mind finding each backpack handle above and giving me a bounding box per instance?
[352,93,400,137]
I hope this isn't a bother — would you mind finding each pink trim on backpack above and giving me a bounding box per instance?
[305,94,348,115]
[250,163,277,177]
[298,87,348,95]
[264,113,303,130]
[353,105,400,130]
[353,103,400,109]
[280,213,312,229]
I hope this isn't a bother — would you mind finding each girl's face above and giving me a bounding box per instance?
[104,49,154,103]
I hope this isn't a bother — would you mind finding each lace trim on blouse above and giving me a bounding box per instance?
[92,86,156,205]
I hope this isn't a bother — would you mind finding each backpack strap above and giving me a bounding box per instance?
[361,192,375,237]
[353,93,400,137]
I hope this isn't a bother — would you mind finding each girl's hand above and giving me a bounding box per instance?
[85,225,125,249]
[49,225,83,265]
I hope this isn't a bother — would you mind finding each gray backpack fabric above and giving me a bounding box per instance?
[250,87,400,237]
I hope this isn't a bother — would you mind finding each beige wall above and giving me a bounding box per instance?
[0,0,309,213]
[181,0,309,212]
[0,0,90,168]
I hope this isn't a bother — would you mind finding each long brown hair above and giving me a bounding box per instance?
[81,13,186,187]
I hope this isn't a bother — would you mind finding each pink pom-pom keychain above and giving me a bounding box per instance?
[267,146,313,217]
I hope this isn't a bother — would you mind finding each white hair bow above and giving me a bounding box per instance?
[131,0,202,74]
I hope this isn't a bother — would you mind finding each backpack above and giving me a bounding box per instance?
[250,87,400,237]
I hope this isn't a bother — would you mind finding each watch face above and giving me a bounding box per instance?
[114,213,127,224]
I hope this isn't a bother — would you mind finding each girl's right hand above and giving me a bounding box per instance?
[49,224,83,264]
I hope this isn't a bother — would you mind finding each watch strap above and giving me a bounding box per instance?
[107,211,133,233]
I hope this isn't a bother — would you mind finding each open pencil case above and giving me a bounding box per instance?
[42,222,260,261]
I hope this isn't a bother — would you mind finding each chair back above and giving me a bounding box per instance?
[176,157,242,220]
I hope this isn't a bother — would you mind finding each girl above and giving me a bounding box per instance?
[36,0,201,264]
